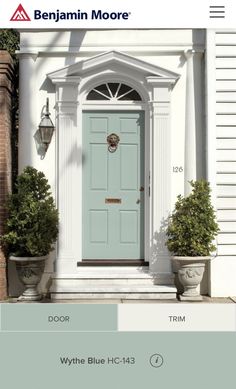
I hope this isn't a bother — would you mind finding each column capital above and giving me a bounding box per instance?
[149,101,170,116]
[56,101,79,116]
[49,76,81,85]
[16,51,38,62]
[55,81,80,105]
[146,76,178,87]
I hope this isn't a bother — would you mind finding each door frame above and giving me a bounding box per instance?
[48,51,179,276]
[81,108,149,262]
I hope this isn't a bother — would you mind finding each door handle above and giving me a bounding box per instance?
[136,199,141,204]
[139,186,144,192]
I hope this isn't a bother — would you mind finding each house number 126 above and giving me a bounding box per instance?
[172,166,183,173]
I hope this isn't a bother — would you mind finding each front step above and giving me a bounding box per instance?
[50,267,177,300]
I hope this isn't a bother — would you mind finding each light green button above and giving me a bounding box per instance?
[0,332,236,389]
[1,303,117,332]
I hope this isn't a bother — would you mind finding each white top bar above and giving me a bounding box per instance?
[2,0,235,28]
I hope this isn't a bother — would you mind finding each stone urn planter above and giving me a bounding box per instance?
[172,256,210,301]
[0,167,59,302]
[10,256,47,301]
[166,180,220,302]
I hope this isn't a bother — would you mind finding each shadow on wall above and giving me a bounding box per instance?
[8,262,24,297]
[64,30,87,67]
[178,30,206,182]
[34,129,45,159]
[150,217,170,266]
[193,29,206,180]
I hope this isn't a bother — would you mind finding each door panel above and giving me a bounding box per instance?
[90,210,108,243]
[120,211,138,243]
[90,144,108,190]
[83,111,144,259]
[120,145,138,190]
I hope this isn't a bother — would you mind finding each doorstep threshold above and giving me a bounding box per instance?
[78,260,148,266]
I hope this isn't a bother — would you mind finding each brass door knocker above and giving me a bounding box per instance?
[107,133,120,153]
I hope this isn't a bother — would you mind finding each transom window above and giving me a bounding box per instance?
[87,83,142,101]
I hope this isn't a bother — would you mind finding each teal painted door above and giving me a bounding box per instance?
[82,111,144,260]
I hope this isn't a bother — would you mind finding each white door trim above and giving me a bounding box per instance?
[48,51,179,281]
[81,104,150,263]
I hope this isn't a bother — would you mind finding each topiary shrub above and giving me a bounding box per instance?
[0,166,59,257]
[166,180,219,256]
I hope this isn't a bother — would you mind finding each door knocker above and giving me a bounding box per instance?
[107,133,120,153]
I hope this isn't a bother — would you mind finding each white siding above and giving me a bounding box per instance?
[215,31,236,257]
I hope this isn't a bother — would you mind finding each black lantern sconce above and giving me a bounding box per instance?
[38,98,55,153]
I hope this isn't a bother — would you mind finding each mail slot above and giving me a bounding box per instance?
[105,198,121,204]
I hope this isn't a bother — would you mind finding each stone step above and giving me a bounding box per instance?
[54,273,152,279]
[52,278,156,287]
[51,284,176,294]
[56,266,152,278]
[51,283,177,300]
[50,268,177,300]
[51,292,177,300]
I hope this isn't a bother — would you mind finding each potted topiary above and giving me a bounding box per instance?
[0,166,59,301]
[166,180,219,301]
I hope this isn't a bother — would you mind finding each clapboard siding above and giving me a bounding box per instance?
[217,209,236,220]
[216,46,236,56]
[216,92,236,102]
[216,103,236,113]
[216,127,236,138]
[216,197,236,208]
[217,139,236,148]
[218,221,236,232]
[217,185,236,196]
[218,245,236,255]
[209,31,236,256]
[216,58,236,68]
[216,150,236,161]
[216,69,236,79]
[216,173,236,184]
[217,233,236,244]
[217,161,236,172]
[216,80,236,91]
[216,33,236,45]
[216,114,236,125]
[216,102,236,115]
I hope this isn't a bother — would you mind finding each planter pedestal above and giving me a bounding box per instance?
[172,257,210,301]
[10,256,47,302]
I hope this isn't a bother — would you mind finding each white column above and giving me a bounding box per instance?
[147,80,173,281]
[184,50,197,195]
[52,80,81,274]
[18,53,38,170]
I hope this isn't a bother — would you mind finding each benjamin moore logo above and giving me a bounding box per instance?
[10,3,31,21]
[33,9,131,22]
[10,4,130,23]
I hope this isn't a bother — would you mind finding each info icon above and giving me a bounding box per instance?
[149,354,164,368]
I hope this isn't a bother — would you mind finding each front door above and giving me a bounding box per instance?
[82,111,144,260]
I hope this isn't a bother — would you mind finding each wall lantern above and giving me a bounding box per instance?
[38,98,55,152]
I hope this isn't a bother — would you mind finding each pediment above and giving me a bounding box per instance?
[47,50,180,84]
